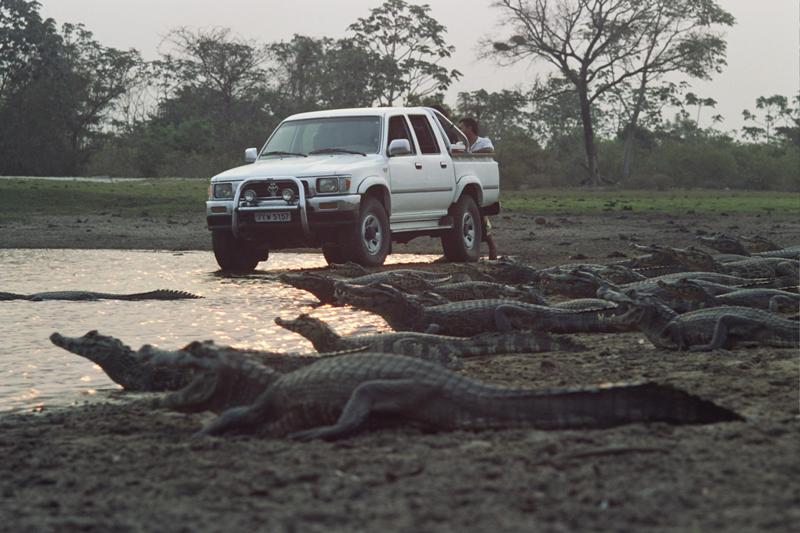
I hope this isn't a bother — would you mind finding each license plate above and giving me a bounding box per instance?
[254,211,290,223]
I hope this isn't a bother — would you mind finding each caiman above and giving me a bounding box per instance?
[280,271,450,305]
[752,245,800,261]
[0,289,202,301]
[656,279,800,313]
[398,278,546,304]
[540,263,645,285]
[274,314,586,358]
[333,282,635,335]
[697,233,783,255]
[154,352,744,440]
[613,292,800,351]
[50,331,193,391]
[49,330,328,393]
[629,243,799,280]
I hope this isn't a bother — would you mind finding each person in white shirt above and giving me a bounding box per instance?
[457,116,498,259]
[458,117,494,153]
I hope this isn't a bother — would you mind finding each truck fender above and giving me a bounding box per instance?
[453,175,484,207]
[356,177,392,215]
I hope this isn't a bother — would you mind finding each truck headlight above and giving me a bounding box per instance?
[282,188,295,202]
[316,177,339,193]
[316,176,352,194]
[213,183,234,199]
[243,189,257,203]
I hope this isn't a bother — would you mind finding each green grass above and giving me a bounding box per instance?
[0,178,208,222]
[0,179,797,223]
[501,188,800,214]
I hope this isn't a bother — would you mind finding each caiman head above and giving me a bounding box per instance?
[274,314,340,344]
[279,272,337,304]
[628,243,679,267]
[333,281,422,325]
[379,272,437,293]
[737,234,780,253]
[51,329,148,375]
[325,261,369,278]
[656,278,714,306]
[539,269,605,298]
[696,233,749,255]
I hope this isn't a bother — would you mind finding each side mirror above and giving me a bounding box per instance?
[244,147,258,163]
[450,141,466,153]
[387,139,412,157]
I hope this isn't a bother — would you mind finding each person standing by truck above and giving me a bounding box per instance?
[458,117,498,259]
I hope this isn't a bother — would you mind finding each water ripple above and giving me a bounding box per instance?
[0,249,437,413]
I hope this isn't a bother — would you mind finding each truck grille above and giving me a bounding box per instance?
[245,180,308,199]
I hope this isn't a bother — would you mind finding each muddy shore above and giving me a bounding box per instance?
[1,209,799,532]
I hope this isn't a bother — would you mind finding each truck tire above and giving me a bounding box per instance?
[322,243,350,265]
[211,230,263,272]
[441,194,482,262]
[345,196,390,267]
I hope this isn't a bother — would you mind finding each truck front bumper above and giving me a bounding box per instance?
[206,177,360,247]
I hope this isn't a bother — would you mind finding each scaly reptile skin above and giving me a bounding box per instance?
[625,297,799,351]
[49,331,193,391]
[50,331,324,393]
[334,282,633,335]
[657,279,800,313]
[0,289,202,301]
[752,245,800,260]
[190,352,742,440]
[280,271,450,304]
[274,314,586,361]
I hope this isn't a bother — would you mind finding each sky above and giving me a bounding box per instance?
[38,0,800,132]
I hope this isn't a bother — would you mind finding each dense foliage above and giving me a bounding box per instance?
[0,0,797,191]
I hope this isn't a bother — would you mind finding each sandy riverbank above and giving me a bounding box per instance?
[1,209,798,532]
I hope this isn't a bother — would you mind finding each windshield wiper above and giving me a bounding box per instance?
[309,148,367,157]
[261,151,307,158]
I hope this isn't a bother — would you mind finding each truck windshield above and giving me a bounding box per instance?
[261,116,381,157]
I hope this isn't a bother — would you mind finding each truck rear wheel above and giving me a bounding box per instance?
[345,196,390,267]
[211,230,263,272]
[441,194,482,262]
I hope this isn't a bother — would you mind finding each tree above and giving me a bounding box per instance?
[742,94,798,146]
[348,0,461,105]
[266,35,385,116]
[491,0,734,185]
[0,2,140,175]
[156,27,269,121]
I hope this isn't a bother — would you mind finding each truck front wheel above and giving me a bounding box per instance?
[211,230,264,272]
[345,196,390,267]
[441,195,482,262]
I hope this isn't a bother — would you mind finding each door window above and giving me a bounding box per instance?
[387,115,416,155]
[408,115,441,154]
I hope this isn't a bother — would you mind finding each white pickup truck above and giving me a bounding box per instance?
[206,106,500,271]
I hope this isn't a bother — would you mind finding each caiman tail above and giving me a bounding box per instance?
[0,292,27,300]
[449,381,743,431]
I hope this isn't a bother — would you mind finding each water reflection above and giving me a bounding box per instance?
[0,249,438,413]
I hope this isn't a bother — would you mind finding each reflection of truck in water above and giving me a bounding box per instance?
[206,107,500,271]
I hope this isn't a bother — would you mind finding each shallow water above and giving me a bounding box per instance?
[0,249,438,413]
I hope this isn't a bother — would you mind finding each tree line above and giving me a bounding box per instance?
[1,0,797,190]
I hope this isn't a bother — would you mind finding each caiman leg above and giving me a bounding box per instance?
[769,295,796,313]
[197,406,259,436]
[494,304,543,332]
[289,379,437,441]
[688,315,758,352]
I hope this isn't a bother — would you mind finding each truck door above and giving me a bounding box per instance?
[406,114,454,215]
[387,114,427,220]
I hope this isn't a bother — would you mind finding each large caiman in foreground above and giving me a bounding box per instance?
[143,349,743,441]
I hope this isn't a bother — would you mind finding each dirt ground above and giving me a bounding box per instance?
[1,208,799,532]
